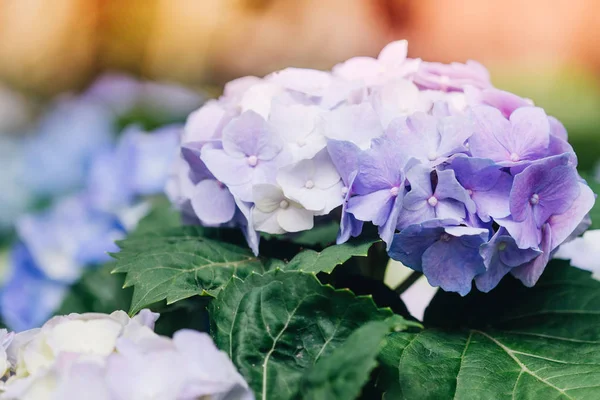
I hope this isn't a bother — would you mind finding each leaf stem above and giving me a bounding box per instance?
[394,271,423,295]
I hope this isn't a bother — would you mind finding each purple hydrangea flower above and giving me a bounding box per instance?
[345,137,409,246]
[508,179,595,286]
[386,112,473,166]
[497,154,581,249]
[465,86,533,118]
[475,228,542,292]
[326,139,364,243]
[201,111,288,202]
[319,103,384,150]
[332,40,419,86]
[183,100,229,143]
[468,105,551,165]
[450,156,512,222]
[413,60,492,92]
[397,164,476,229]
[176,143,238,227]
[191,180,237,226]
[170,39,595,294]
[389,220,489,296]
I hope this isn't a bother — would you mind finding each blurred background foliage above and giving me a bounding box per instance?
[1,0,599,167]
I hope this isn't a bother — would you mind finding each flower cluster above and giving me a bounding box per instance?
[170,40,595,294]
[0,75,199,331]
[0,310,252,400]
[1,126,180,331]
[0,74,203,231]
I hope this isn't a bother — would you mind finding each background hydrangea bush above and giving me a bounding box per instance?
[1,41,600,399]
[0,74,203,331]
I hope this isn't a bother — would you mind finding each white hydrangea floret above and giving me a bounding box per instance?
[252,184,315,234]
[0,310,252,400]
[277,150,344,215]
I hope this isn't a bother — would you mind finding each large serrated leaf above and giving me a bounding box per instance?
[284,239,378,273]
[209,269,394,400]
[112,229,268,314]
[297,316,420,400]
[377,260,600,399]
[289,220,340,248]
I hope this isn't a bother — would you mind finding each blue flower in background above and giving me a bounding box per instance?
[0,136,33,231]
[0,74,200,331]
[0,243,68,332]
[0,73,203,235]
[0,123,182,330]
[21,97,116,198]
[88,124,181,212]
[84,73,204,122]
[0,195,124,330]
[16,195,124,283]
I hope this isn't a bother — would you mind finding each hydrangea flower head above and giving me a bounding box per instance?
[0,310,252,400]
[170,40,595,294]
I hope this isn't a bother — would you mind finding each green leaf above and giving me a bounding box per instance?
[290,221,340,248]
[57,263,132,315]
[112,229,268,314]
[209,269,393,400]
[284,239,378,274]
[127,196,181,238]
[151,297,211,337]
[319,273,415,319]
[297,316,419,400]
[377,260,600,399]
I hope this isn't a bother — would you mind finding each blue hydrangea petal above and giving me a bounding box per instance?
[0,244,68,331]
[475,229,541,292]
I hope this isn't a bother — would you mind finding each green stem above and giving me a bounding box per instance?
[394,271,423,295]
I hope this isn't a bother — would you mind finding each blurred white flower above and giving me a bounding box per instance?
[1,310,252,400]
[8,310,158,378]
[555,229,600,280]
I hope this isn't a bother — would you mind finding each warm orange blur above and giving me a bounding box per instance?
[1,0,600,95]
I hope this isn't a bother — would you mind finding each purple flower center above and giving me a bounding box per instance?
[529,193,540,206]
[440,233,451,242]
[498,242,507,251]
[341,186,348,196]
[390,186,400,197]
[427,196,438,207]
[509,152,520,162]
[247,155,258,167]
